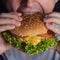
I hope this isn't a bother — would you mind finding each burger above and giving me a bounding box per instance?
[2,13,57,55]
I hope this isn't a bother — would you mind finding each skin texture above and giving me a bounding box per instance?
[0,0,60,54]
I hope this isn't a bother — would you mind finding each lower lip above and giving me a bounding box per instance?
[23,11,38,14]
[22,9,41,14]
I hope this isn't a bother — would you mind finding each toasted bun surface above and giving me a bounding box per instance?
[10,13,48,36]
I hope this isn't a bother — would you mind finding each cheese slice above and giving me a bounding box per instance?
[20,36,42,46]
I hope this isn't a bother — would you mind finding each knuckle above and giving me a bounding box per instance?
[12,15,18,19]
[11,20,17,24]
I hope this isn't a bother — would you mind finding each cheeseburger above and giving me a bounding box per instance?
[2,13,57,55]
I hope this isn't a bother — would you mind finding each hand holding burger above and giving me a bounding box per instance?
[44,12,60,35]
[0,12,22,54]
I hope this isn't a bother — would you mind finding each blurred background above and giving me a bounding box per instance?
[0,55,4,60]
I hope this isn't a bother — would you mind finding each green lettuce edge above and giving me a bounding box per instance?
[2,31,57,55]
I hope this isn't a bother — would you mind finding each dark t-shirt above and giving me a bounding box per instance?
[53,0,60,12]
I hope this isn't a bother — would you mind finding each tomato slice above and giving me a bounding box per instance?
[37,30,55,37]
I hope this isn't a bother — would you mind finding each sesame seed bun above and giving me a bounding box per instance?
[10,13,48,37]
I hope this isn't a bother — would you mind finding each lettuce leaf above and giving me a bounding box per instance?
[2,31,57,55]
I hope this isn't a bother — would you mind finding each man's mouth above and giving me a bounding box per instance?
[17,1,44,14]
[21,7,43,14]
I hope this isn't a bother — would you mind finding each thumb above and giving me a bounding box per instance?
[46,23,60,35]
[44,18,60,25]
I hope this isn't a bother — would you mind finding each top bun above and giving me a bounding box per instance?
[10,13,48,37]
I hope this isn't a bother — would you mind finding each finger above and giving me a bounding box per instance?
[45,12,60,18]
[0,44,12,54]
[0,43,12,54]
[0,25,15,32]
[46,23,60,35]
[0,13,23,21]
[0,19,21,26]
[0,34,12,54]
[1,13,22,17]
[44,18,60,25]
[11,12,22,16]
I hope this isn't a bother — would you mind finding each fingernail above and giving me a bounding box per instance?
[43,18,47,22]
[16,22,21,26]
[13,12,22,16]
[55,25,60,28]
[43,18,46,20]
[18,13,22,16]
[19,17,23,21]
[44,15,49,19]
[46,23,50,26]
[11,25,15,29]
[45,15,49,17]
